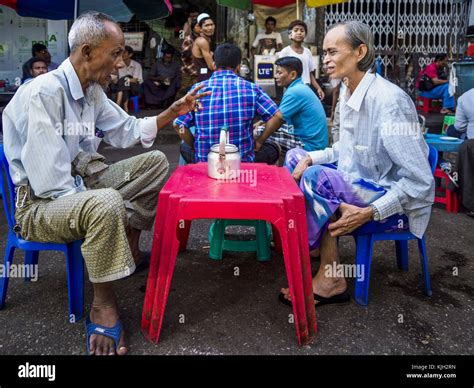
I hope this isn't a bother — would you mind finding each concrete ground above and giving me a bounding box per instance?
[0,110,472,355]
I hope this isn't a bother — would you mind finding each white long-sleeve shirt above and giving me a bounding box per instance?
[454,88,474,139]
[309,72,435,238]
[2,58,157,199]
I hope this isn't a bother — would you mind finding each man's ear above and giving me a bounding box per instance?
[357,44,368,64]
[81,44,92,60]
[235,64,241,75]
[290,70,298,81]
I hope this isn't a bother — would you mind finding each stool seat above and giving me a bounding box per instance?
[434,168,459,213]
[208,219,272,261]
[129,95,140,113]
[416,96,441,114]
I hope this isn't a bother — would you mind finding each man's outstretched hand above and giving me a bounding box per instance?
[170,84,211,116]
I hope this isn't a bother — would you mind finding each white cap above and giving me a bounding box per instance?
[197,13,210,24]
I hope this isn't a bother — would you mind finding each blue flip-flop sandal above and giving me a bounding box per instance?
[85,315,124,355]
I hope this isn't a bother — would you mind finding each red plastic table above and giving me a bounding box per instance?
[141,163,317,345]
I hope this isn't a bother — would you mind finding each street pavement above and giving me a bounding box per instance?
[0,110,472,355]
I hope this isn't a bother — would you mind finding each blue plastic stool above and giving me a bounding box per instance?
[130,95,139,113]
[349,145,438,305]
[208,219,272,261]
[0,144,85,322]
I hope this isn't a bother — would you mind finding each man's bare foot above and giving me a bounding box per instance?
[88,305,128,356]
[280,271,347,305]
[440,108,454,115]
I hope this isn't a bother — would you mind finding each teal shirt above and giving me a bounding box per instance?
[279,77,328,151]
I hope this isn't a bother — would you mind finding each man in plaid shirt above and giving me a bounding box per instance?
[174,43,284,164]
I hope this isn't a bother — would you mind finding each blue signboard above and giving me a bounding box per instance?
[257,63,274,80]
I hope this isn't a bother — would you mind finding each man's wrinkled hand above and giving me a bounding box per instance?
[327,203,373,237]
[292,156,312,182]
[254,138,263,152]
[170,84,212,116]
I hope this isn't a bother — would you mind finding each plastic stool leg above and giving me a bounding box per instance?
[209,220,225,260]
[452,191,459,212]
[65,241,84,322]
[147,201,181,343]
[354,235,374,306]
[65,241,84,323]
[417,238,432,297]
[272,224,282,253]
[446,188,459,213]
[24,250,39,282]
[422,97,430,113]
[131,96,139,112]
[0,240,15,309]
[395,240,409,271]
[177,220,191,253]
[279,204,313,345]
[255,221,271,261]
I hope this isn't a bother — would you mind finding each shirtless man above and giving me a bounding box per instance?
[192,13,216,82]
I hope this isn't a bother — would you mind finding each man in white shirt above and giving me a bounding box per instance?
[450,88,474,216]
[115,45,143,112]
[2,11,208,355]
[251,16,283,56]
[279,21,434,308]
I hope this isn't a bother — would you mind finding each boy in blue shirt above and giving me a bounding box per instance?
[255,56,328,154]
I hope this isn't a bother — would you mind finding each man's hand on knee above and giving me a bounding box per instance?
[292,156,312,182]
[328,203,373,237]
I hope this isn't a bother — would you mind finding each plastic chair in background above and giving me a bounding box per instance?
[129,95,140,113]
[441,115,456,134]
[208,219,272,261]
[434,166,459,213]
[349,145,438,305]
[416,96,442,114]
[0,144,85,322]
[376,57,383,76]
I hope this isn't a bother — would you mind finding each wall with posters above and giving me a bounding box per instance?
[0,6,68,85]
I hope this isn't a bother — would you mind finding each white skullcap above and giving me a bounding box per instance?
[197,13,210,24]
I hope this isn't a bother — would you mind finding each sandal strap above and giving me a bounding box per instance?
[85,316,123,353]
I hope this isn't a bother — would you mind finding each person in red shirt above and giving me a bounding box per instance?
[467,42,474,57]
[466,25,474,57]
[416,53,454,114]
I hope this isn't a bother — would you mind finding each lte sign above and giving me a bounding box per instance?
[257,63,274,80]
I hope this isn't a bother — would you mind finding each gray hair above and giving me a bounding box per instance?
[68,11,117,52]
[329,21,375,72]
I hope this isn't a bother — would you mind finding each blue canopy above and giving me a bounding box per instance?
[0,0,173,21]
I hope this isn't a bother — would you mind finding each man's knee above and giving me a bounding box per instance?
[301,164,324,182]
[88,188,127,221]
[284,148,308,168]
[144,150,169,174]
